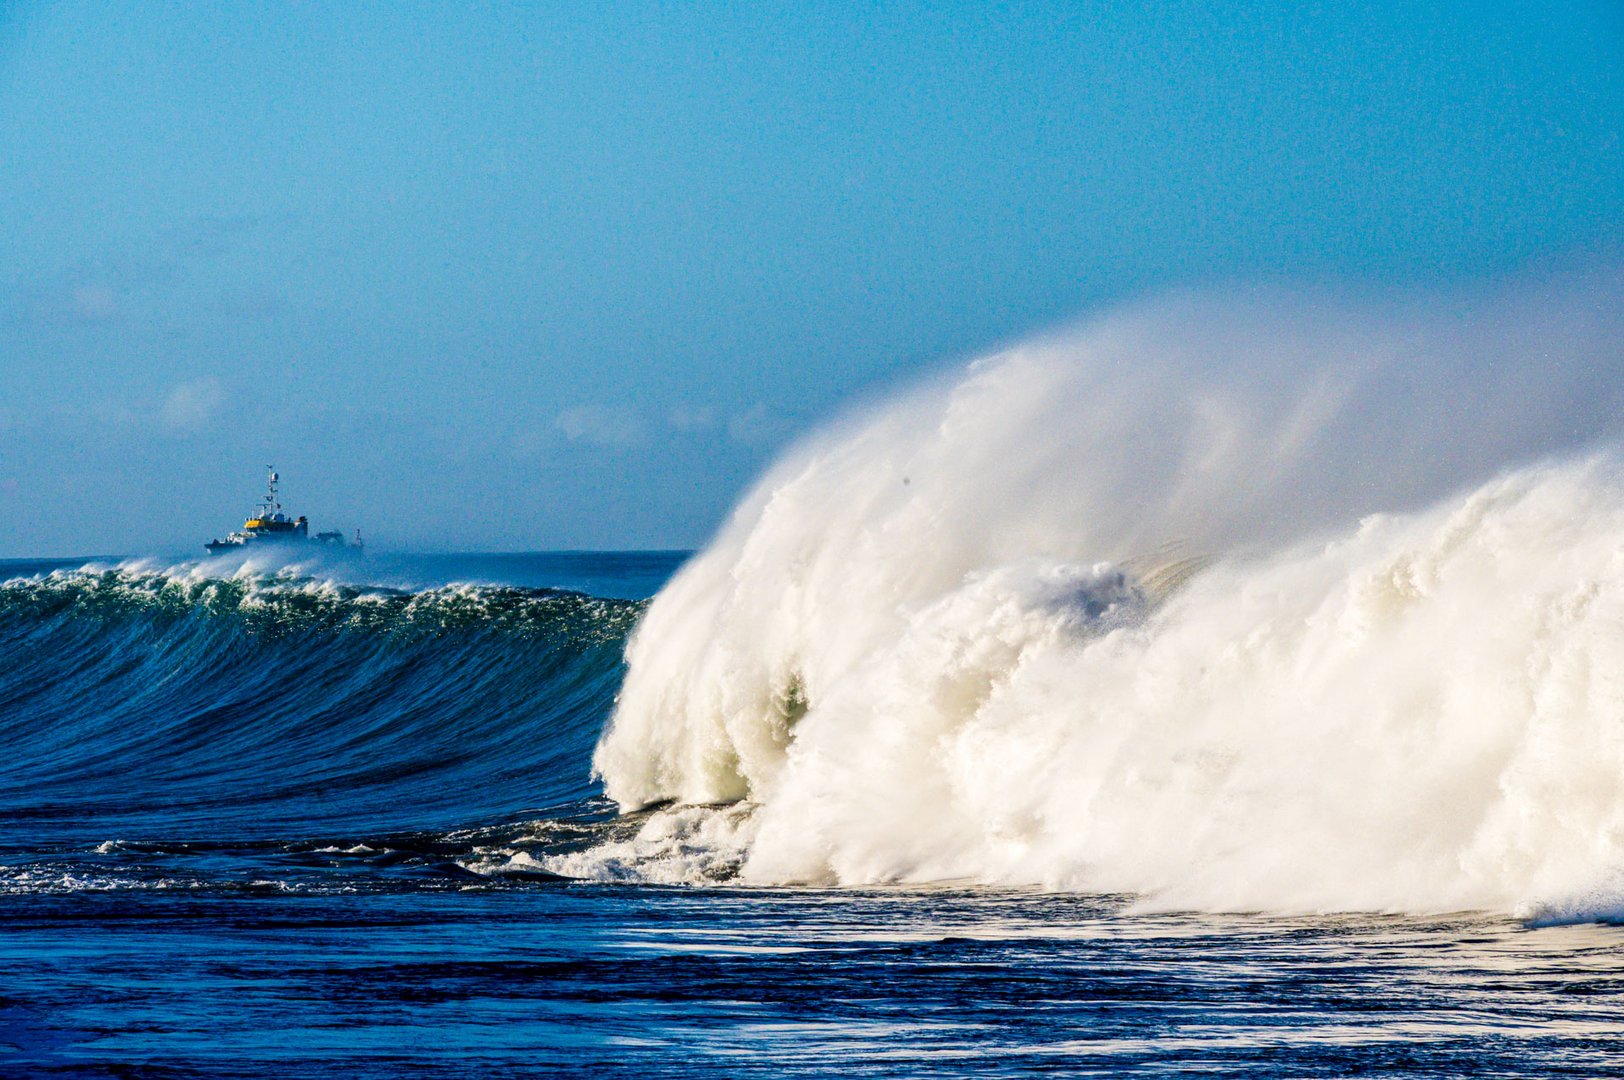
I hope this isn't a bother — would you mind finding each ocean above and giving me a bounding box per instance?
[5,549,1624,1078]
[10,293,1624,1076]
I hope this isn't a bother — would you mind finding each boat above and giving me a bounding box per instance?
[205,467,363,554]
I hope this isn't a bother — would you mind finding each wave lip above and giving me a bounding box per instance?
[593,282,1624,916]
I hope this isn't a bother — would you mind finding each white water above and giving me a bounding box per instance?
[586,277,1624,916]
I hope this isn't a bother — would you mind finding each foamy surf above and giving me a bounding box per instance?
[590,280,1624,917]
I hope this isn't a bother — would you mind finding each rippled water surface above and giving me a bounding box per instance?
[9,882,1624,1078]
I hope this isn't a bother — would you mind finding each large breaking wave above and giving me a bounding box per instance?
[587,275,1624,916]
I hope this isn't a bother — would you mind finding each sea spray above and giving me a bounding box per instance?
[589,277,1624,914]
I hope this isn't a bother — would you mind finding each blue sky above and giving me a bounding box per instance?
[2,1,1621,555]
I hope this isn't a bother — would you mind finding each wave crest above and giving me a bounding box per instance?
[0,562,639,642]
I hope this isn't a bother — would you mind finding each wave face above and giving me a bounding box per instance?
[0,562,642,847]
[591,280,1624,916]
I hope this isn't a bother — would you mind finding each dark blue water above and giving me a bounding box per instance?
[5,552,1624,1078]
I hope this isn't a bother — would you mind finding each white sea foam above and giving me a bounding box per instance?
[590,276,1624,915]
[538,805,759,885]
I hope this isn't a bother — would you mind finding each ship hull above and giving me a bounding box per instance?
[205,535,356,554]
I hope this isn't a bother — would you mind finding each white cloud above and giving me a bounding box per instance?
[22,280,123,326]
[668,403,720,433]
[69,285,120,322]
[159,378,227,431]
[727,402,797,445]
[554,404,645,448]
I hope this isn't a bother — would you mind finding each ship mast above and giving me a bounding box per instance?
[262,465,281,518]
